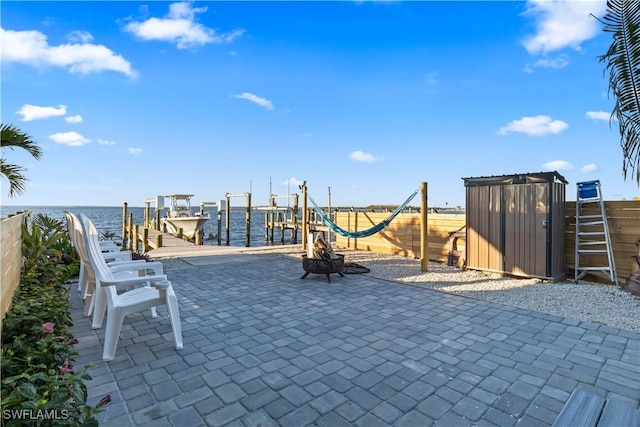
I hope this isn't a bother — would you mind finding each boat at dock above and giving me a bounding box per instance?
[160,194,210,241]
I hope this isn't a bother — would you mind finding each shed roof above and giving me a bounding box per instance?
[462,171,568,187]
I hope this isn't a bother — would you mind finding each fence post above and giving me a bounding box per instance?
[420,182,429,272]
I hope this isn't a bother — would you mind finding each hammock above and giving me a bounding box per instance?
[308,189,419,238]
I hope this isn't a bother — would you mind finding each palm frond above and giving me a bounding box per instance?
[0,158,28,197]
[598,0,640,184]
[1,123,43,160]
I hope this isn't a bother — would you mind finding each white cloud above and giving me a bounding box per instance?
[98,139,116,145]
[233,92,274,110]
[49,131,90,146]
[128,147,143,154]
[542,160,573,171]
[282,177,304,188]
[349,150,382,163]
[586,110,610,121]
[522,0,607,55]
[65,115,83,123]
[581,163,598,173]
[16,104,67,121]
[498,115,568,136]
[1,27,137,77]
[531,54,570,70]
[124,2,244,49]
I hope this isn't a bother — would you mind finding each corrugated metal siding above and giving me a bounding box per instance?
[464,172,567,281]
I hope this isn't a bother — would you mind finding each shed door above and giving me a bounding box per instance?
[504,183,548,277]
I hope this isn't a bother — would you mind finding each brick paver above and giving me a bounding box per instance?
[70,254,640,426]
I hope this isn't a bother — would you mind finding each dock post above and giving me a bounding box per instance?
[144,202,151,228]
[420,182,429,272]
[292,194,299,243]
[177,228,183,239]
[142,228,149,252]
[134,224,140,254]
[225,194,230,246]
[156,234,162,248]
[245,192,251,247]
[195,232,202,245]
[217,209,222,246]
[301,182,308,250]
[128,213,134,251]
[122,203,128,248]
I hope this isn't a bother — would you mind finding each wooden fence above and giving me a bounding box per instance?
[333,211,466,262]
[0,211,29,334]
[566,201,640,285]
[333,201,640,285]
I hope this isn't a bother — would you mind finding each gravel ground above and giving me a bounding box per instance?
[160,246,640,333]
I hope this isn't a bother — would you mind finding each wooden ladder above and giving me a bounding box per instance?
[574,180,618,286]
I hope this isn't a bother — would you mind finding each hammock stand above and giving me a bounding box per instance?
[307,189,419,239]
[299,182,429,273]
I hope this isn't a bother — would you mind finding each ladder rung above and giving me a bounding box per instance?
[578,221,604,226]
[578,197,601,202]
[578,249,609,253]
[578,241,607,246]
[577,214,603,219]
[577,267,613,271]
[578,232,605,236]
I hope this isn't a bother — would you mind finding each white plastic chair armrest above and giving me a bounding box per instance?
[108,261,164,276]
[103,251,132,262]
[100,274,168,288]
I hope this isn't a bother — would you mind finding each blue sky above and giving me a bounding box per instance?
[2,0,639,208]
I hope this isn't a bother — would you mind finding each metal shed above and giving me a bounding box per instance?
[463,171,568,281]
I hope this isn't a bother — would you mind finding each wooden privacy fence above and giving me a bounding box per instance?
[333,211,466,262]
[333,201,640,285]
[566,200,640,285]
[0,211,29,334]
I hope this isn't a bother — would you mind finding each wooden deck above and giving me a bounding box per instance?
[137,230,254,258]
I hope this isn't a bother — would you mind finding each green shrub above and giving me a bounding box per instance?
[1,214,107,426]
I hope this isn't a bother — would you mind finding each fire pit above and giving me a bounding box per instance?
[301,254,345,283]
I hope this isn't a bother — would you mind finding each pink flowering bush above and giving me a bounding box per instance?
[1,214,108,426]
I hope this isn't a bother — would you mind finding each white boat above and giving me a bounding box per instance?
[160,194,210,241]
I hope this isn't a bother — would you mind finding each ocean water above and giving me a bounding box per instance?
[1,206,298,248]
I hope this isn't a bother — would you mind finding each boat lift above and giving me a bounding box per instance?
[199,200,226,246]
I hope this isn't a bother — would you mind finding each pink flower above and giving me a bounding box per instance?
[42,322,55,335]
[58,365,73,374]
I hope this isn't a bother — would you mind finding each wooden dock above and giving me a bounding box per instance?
[137,230,254,258]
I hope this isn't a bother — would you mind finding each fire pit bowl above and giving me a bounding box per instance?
[301,254,345,283]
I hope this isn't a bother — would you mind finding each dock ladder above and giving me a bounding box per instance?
[574,180,618,286]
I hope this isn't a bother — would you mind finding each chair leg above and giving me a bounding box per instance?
[78,264,86,293]
[92,287,107,329]
[166,293,183,350]
[151,307,158,318]
[102,309,125,361]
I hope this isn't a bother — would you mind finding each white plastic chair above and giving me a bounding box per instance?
[65,212,141,316]
[79,213,183,361]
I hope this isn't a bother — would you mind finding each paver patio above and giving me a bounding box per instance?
[69,253,640,426]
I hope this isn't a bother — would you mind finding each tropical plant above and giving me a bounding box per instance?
[596,0,640,185]
[0,123,43,198]
[1,214,107,426]
[21,214,79,288]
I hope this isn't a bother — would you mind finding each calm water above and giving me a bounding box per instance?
[1,206,298,248]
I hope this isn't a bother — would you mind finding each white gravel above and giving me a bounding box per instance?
[162,246,640,334]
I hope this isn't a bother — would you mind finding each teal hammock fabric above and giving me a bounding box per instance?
[308,189,419,238]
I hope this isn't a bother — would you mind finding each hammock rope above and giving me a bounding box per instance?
[308,189,419,238]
